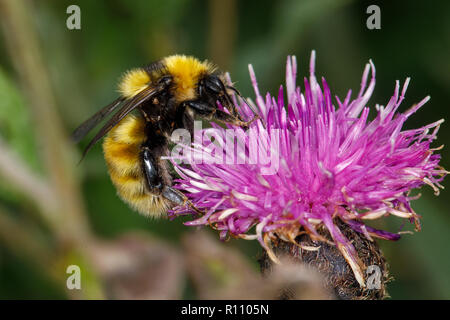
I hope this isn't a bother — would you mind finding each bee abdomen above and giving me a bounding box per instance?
[102,115,169,217]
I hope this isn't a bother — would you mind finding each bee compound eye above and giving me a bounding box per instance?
[204,76,223,94]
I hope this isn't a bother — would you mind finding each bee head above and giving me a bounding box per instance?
[199,75,236,111]
[198,75,221,96]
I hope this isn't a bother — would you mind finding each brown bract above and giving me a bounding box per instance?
[259,218,390,300]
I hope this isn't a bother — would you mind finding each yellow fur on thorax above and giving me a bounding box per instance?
[117,55,216,101]
[102,114,169,217]
[163,55,215,102]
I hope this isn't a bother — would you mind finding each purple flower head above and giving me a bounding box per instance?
[170,51,447,286]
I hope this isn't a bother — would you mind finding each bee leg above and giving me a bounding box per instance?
[213,109,259,130]
[142,145,204,214]
[183,100,215,119]
[142,146,165,194]
[184,100,258,129]
[162,186,204,214]
[182,111,195,141]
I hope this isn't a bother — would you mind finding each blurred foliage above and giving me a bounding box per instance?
[0,69,41,204]
[0,69,39,170]
[0,0,449,299]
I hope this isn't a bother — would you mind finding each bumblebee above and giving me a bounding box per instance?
[73,55,255,217]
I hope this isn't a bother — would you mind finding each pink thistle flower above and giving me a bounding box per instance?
[170,51,447,287]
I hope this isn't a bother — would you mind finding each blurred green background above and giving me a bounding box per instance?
[0,0,449,299]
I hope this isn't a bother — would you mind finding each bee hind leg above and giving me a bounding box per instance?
[213,109,259,130]
[162,186,204,214]
[142,145,204,214]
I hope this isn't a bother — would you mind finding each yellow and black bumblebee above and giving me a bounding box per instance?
[73,55,255,217]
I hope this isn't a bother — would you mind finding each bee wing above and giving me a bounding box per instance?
[79,84,165,160]
[71,97,125,143]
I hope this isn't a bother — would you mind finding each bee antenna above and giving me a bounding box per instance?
[226,85,258,117]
